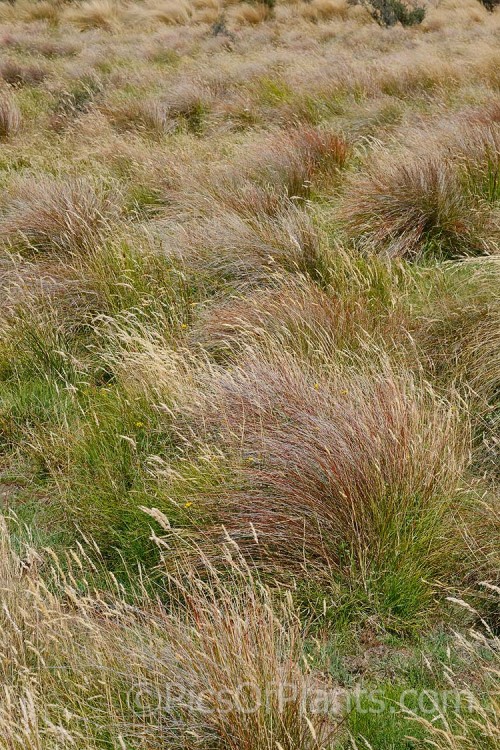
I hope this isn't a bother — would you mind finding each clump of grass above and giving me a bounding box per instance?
[191,272,399,366]
[162,80,212,133]
[230,1,272,25]
[108,81,211,135]
[0,517,338,750]
[65,0,120,30]
[0,59,47,87]
[244,125,350,198]
[170,197,329,288]
[414,258,500,479]
[302,0,350,23]
[0,93,20,138]
[103,96,169,134]
[453,120,500,204]
[342,153,496,259]
[0,176,122,256]
[192,275,358,357]
[144,0,193,25]
[25,0,62,23]
[203,352,470,627]
[14,36,80,58]
[49,74,104,131]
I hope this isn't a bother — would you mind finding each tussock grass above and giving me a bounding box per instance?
[65,0,121,31]
[243,125,350,197]
[201,352,470,626]
[0,58,47,87]
[0,516,337,750]
[0,92,20,138]
[0,176,122,256]
[167,193,328,287]
[301,0,350,22]
[414,258,500,479]
[342,152,498,259]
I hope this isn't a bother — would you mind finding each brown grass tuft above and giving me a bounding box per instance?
[144,0,193,25]
[0,93,20,138]
[0,59,47,87]
[341,153,497,259]
[229,2,272,25]
[0,176,122,255]
[65,0,120,30]
[201,353,469,605]
[301,0,350,22]
[191,274,376,363]
[243,126,350,198]
[168,196,327,287]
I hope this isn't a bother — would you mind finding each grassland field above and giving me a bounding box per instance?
[0,1,498,748]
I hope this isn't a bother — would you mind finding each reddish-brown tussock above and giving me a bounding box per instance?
[243,125,350,197]
[201,353,467,582]
[341,153,496,258]
[0,176,122,255]
[191,275,372,360]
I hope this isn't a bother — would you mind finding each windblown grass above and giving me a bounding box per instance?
[197,351,472,627]
[0,1,498,747]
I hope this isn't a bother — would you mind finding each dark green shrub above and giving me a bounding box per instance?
[352,0,425,26]
[479,0,500,11]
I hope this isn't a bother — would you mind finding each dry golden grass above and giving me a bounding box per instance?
[301,0,350,22]
[144,0,193,25]
[229,2,272,25]
[65,0,121,30]
[0,516,338,750]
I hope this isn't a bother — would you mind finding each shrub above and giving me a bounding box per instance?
[351,0,425,26]
[479,0,500,11]
[0,93,20,138]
